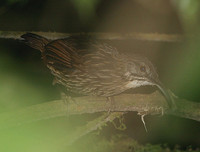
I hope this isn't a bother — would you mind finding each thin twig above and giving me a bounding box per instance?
[0,91,199,130]
[0,31,183,42]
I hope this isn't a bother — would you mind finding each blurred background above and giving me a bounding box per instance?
[0,0,200,151]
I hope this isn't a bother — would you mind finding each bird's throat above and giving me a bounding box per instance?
[125,80,153,89]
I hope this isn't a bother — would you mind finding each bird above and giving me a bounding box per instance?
[21,33,174,108]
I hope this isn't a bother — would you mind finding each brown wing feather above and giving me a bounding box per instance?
[44,39,83,73]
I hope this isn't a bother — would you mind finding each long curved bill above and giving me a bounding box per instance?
[156,83,173,108]
[150,79,174,108]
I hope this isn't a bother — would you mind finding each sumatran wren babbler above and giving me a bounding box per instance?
[21,33,174,108]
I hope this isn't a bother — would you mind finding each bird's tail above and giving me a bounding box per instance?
[21,33,49,52]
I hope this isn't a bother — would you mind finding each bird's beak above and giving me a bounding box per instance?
[149,78,173,108]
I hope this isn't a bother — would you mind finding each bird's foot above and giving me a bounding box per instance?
[147,106,164,116]
[137,106,165,132]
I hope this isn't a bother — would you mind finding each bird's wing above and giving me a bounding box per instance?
[44,37,123,75]
[44,39,84,73]
[44,38,129,96]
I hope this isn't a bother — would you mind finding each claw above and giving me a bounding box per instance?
[141,114,148,132]
[138,111,148,132]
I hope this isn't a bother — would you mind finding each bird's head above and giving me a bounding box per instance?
[124,56,174,108]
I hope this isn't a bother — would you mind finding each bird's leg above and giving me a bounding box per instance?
[61,92,78,105]
[61,92,70,115]
[53,78,70,108]
[61,92,71,103]
[60,92,77,116]
[106,96,116,113]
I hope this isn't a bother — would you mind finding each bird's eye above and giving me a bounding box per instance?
[140,66,146,72]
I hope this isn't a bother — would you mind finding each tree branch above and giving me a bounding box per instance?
[0,31,183,42]
[0,91,199,130]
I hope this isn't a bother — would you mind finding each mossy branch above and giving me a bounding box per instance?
[0,91,199,130]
